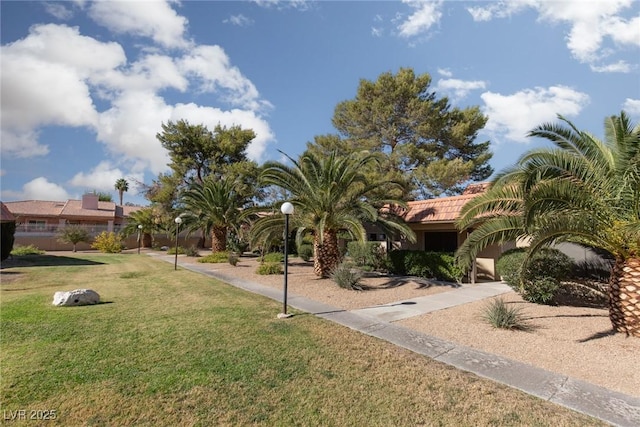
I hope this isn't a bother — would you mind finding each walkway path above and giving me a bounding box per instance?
[153,254,640,427]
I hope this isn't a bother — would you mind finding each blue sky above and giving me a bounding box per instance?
[1,0,639,205]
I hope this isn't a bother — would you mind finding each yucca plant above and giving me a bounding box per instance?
[482,298,531,331]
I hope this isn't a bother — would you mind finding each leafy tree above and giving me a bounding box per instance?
[326,68,492,199]
[91,191,113,202]
[253,150,415,278]
[57,225,92,252]
[456,112,640,337]
[147,120,262,234]
[156,119,257,185]
[114,178,129,206]
[180,176,247,252]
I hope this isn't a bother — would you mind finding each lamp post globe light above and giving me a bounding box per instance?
[278,202,294,319]
[174,216,183,270]
[137,224,143,254]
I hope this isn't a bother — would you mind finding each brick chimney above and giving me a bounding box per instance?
[82,193,99,210]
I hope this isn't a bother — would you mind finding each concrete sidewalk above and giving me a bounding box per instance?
[156,254,640,427]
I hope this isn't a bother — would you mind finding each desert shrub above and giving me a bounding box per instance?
[523,276,560,305]
[497,248,573,305]
[496,249,527,288]
[198,251,230,263]
[388,250,463,283]
[261,252,284,263]
[91,231,123,253]
[228,252,239,266]
[185,245,200,257]
[482,298,531,331]
[347,241,387,271]
[298,244,313,262]
[10,244,44,256]
[57,225,91,252]
[166,246,186,255]
[1,222,16,261]
[256,262,282,275]
[330,262,364,290]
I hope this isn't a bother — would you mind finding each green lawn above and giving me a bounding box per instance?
[0,254,605,426]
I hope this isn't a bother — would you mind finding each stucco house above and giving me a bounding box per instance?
[384,183,514,282]
[4,193,142,251]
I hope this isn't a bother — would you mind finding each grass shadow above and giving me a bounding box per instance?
[1,255,105,269]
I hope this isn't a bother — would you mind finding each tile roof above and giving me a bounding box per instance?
[4,200,68,217]
[4,200,143,220]
[403,184,488,223]
[1,202,16,222]
[60,200,117,218]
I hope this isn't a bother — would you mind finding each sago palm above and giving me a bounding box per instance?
[254,150,415,277]
[457,112,640,337]
[181,177,244,252]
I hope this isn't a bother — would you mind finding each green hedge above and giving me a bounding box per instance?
[388,250,463,283]
[1,222,16,261]
[496,248,573,305]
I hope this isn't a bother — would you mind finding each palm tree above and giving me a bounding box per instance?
[122,207,163,248]
[456,112,640,337]
[254,150,415,277]
[180,177,244,252]
[114,178,129,206]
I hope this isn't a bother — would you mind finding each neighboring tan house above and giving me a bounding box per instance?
[386,183,514,282]
[5,193,142,251]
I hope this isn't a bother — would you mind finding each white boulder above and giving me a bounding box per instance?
[53,289,100,307]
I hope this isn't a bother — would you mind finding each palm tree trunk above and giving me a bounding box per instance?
[142,233,152,248]
[608,256,640,337]
[211,226,227,252]
[313,230,341,278]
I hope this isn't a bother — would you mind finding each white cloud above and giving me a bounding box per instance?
[467,1,533,22]
[1,20,276,177]
[0,24,124,157]
[179,45,272,111]
[467,0,640,66]
[224,14,254,27]
[435,78,486,101]
[623,98,640,117]
[20,177,70,201]
[437,68,453,78]
[43,2,73,20]
[69,161,144,195]
[252,0,310,10]
[0,130,49,158]
[481,86,590,143]
[87,0,190,49]
[397,0,443,38]
[590,60,632,73]
[371,27,383,37]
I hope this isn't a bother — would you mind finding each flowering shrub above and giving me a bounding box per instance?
[91,231,123,253]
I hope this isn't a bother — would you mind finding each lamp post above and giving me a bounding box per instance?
[174,216,182,270]
[137,224,143,254]
[278,202,294,318]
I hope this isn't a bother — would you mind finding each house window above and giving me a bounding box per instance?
[368,233,386,241]
[424,232,458,252]
[28,220,46,230]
